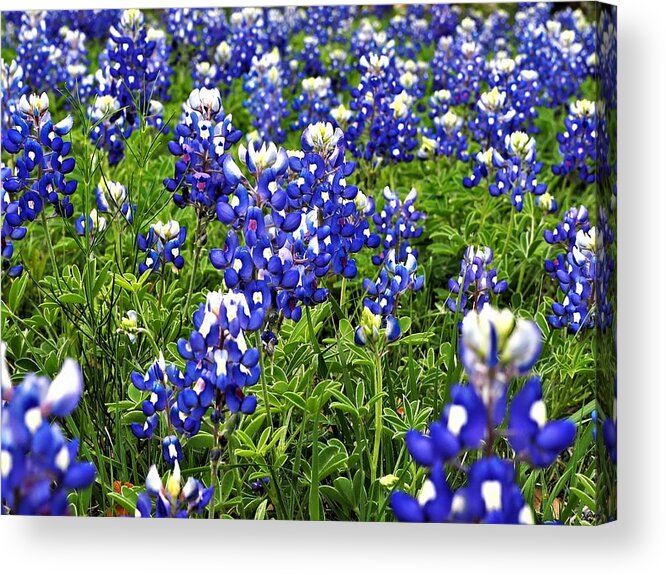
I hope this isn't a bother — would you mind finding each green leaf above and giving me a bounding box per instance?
[186,433,214,451]
[283,391,307,411]
[59,293,86,305]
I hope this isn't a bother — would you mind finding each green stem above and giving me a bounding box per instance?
[115,221,124,273]
[184,212,203,317]
[258,333,273,431]
[40,211,61,287]
[209,418,221,520]
[371,348,384,484]
[158,267,166,310]
[308,405,321,521]
[501,208,515,258]
[340,277,347,310]
[305,305,325,378]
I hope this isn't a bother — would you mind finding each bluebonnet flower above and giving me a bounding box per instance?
[509,376,577,467]
[459,306,542,396]
[388,8,428,57]
[162,435,184,467]
[58,26,93,103]
[95,179,133,224]
[346,52,420,164]
[164,8,208,54]
[2,93,77,276]
[304,6,355,45]
[174,289,262,416]
[355,249,424,347]
[465,132,547,212]
[130,289,263,467]
[355,186,425,346]
[89,9,171,164]
[1,172,27,278]
[598,8,617,109]
[75,209,107,238]
[1,346,96,515]
[14,12,62,95]
[470,87,517,149]
[438,35,487,106]
[446,246,508,314]
[426,89,452,123]
[536,192,558,214]
[117,310,139,344]
[544,205,609,332]
[479,9,511,51]
[327,48,351,93]
[1,59,27,131]
[291,76,338,131]
[129,353,171,440]
[165,87,242,216]
[391,455,533,524]
[552,99,597,184]
[192,61,220,89]
[223,8,270,81]
[391,306,575,524]
[418,109,469,162]
[348,19,391,62]
[243,48,290,144]
[251,476,270,494]
[430,4,460,40]
[291,35,325,80]
[212,122,379,324]
[330,102,353,131]
[497,66,542,135]
[88,93,126,166]
[371,186,425,266]
[516,18,592,108]
[137,219,186,275]
[134,463,212,518]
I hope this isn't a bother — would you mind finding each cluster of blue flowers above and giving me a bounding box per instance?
[1,345,96,515]
[288,36,325,82]
[1,92,77,277]
[291,76,338,131]
[515,9,595,108]
[390,306,576,523]
[164,8,228,57]
[544,205,604,332]
[355,186,425,346]
[13,12,63,98]
[129,289,262,466]
[243,48,290,144]
[89,9,170,165]
[370,186,425,267]
[464,131,548,212]
[147,93,392,466]
[135,462,213,518]
[137,219,186,275]
[552,99,597,184]
[355,250,424,346]
[1,59,28,131]
[446,246,508,314]
[431,20,486,106]
[164,87,242,217]
[346,52,419,164]
[74,179,133,240]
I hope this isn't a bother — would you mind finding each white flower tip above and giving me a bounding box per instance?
[45,358,83,416]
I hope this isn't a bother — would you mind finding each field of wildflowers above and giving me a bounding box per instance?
[1,3,616,524]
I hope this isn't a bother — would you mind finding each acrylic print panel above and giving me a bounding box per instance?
[0,3,616,524]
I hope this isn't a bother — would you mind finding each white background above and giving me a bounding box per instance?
[1,0,664,572]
